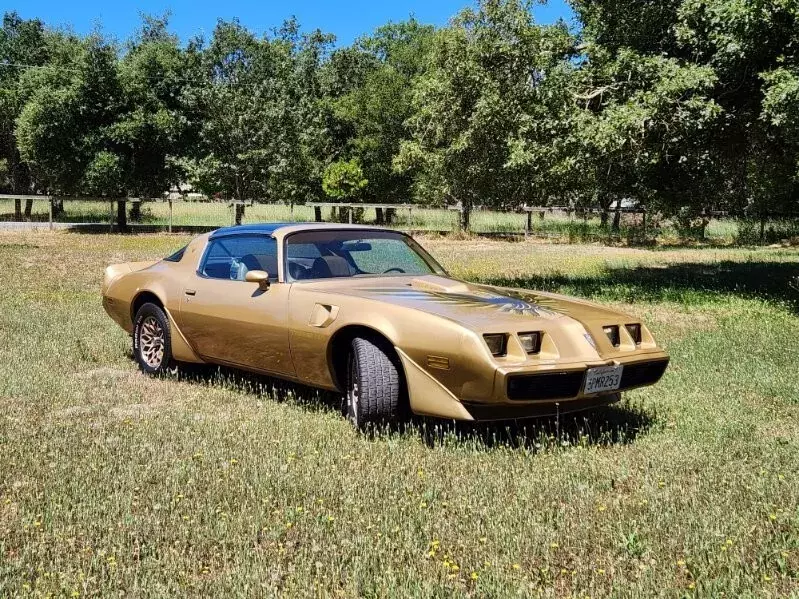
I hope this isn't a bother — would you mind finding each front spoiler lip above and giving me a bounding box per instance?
[462,393,622,421]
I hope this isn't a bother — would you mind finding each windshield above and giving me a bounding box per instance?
[284,230,446,282]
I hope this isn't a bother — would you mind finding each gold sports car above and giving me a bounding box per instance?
[102,223,669,427]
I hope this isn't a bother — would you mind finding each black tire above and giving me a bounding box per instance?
[133,302,176,375]
[346,336,408,428]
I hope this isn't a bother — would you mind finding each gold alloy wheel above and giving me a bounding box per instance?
[139,316,165,369]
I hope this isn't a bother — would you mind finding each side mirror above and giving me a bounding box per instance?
[245,270,270,291]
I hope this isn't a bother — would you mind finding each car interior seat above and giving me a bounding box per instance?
[311,255,352,278]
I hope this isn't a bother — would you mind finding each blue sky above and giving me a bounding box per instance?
[12,0,575,46]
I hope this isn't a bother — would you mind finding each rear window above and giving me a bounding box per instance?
[164,246,187,262]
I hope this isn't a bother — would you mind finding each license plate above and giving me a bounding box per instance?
[583,365,623,394]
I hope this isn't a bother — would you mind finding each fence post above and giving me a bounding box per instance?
[526,210,532,237]
[168,199,173,233]
[48,198,53,231]
[109,201,114,233]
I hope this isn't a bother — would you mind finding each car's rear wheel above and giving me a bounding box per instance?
[133,303,175,375]
[346,336,407,428]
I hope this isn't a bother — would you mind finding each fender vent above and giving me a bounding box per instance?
[427,355,450,370]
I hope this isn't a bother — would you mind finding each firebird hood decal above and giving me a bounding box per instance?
[361,286,561,318]
[297,275,626,330]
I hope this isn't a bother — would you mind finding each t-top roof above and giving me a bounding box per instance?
[208,222,389,240]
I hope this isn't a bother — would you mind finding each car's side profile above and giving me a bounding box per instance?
[102,223,669,427]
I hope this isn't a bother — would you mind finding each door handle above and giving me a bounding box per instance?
[184,289,196,296]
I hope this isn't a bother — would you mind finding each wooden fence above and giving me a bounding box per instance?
[0,194,794,242]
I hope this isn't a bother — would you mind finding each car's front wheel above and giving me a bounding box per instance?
[133,302,175,375]
[346,336,407,428]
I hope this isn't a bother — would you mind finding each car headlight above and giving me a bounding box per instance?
[603,325,620,347]
[518,332,542,354]
[625,323,642,345]
[483,334,507,357]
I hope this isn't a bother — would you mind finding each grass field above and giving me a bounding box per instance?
[0,231,798,597]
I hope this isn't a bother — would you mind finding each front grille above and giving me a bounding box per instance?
[507,358,669,401]
[619,359,669,390]
[507,371,584,401]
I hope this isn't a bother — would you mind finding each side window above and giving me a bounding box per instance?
[201,236,279,281]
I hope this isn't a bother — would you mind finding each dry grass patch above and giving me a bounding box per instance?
[0,230,797,597]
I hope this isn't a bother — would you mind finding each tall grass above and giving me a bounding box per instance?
[0,232,797,596]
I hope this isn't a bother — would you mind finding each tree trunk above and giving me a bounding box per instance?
[235,203,245,226]
[375,207,384,225]
[460,201,471,231]
[53,198,64,217]
[130,200,141,222]
[314,206,322,222]
[116,200,128,232]
[385,208,395,225]
[612,204,621,231]
[14,199,22,221]
[24,199,33,220]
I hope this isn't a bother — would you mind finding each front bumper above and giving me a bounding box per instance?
[457,354,668,421]
[400,346,669,422]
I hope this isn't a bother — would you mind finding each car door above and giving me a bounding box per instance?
[177,233,295,377]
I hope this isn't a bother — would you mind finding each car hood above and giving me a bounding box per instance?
[299,275,629,331]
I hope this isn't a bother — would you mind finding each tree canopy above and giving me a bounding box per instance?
[1,0,798,223]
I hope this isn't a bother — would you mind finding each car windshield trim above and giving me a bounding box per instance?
[283,229,447,282]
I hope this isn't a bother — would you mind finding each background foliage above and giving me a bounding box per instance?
[2,0,799,225]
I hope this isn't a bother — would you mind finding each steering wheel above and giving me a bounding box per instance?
[383,267,406,274]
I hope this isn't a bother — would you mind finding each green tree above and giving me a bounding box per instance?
[16,32,123,196]
[184,19,333,223]
[322,158,368,200]
[396,0,573,228]
[0,12,51,218]
[114,14,198,219]
[324,19,434,219]
[572,0,799,225]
